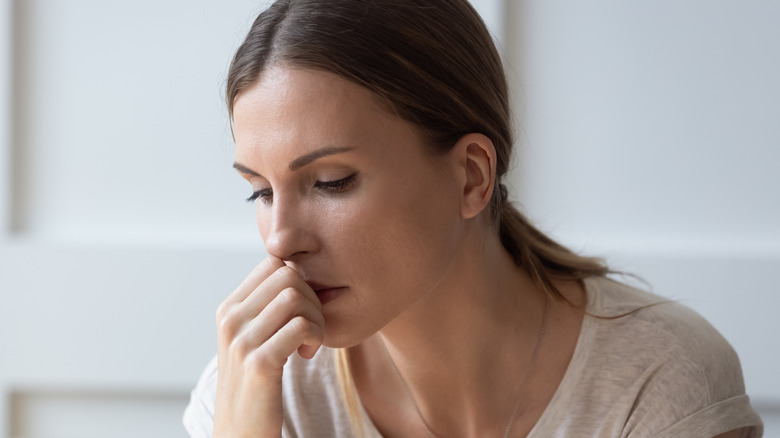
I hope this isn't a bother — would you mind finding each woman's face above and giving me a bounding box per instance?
[232,65,467,347]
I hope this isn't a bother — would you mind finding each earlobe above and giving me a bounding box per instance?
[455,133,496,220]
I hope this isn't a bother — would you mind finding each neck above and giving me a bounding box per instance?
[364,231,551,437]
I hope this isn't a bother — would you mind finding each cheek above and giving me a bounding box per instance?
[333,184,461,293]
[316,201,371,254]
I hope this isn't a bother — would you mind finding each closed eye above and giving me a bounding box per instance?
[246,188,272,204]
[245,173,357,204]
[314,173,358,192]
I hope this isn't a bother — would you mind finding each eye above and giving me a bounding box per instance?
[245,173,357,204]
[246,188,272,204]
[314,173,357,193]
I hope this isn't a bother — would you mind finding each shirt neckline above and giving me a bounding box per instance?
[525,276,601,437]
[352,277,604,437]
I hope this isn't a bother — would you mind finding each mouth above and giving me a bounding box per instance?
[306,281,347,306]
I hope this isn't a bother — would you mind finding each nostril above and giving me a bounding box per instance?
[264,234,313,261]
[261,205,319,260]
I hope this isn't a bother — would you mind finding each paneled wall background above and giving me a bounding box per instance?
[0,1,268,436]
[505,0,780,434]
[0,0,776,436]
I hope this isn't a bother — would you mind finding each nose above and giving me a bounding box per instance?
[260,195,318,261]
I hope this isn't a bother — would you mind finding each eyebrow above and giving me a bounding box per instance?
[232,146,355,176]
[233,162,260,176]
[288,146,354,170]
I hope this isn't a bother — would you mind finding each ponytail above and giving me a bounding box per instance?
[496,183,609,303]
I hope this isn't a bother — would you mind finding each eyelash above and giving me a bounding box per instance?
[245,173,358,204]
[245,188,272,204]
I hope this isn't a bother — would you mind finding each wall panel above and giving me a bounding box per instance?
[505,0,780,434]
[0,1,269,436]
[10,389,188,438]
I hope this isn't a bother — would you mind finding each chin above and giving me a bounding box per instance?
[321,318,375,349]
[322,330,366,349]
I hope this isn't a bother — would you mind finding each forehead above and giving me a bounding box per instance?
[232,66,402,162]
[234,65,385,120]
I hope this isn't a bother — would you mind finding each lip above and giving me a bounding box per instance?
[306,282,347,306]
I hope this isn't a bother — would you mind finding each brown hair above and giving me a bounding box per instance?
[226,0,609,433]
[227,0,608,294]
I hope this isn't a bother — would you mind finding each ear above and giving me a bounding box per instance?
[451,133,496,219]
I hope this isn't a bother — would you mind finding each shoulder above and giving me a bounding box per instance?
[568,277,764,437]
[588,276,745,394]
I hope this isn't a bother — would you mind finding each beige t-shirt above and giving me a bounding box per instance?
[183,277,764,437]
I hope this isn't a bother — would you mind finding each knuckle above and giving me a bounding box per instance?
[289,315,311,334]
[278,287,304,307]
[216,307,242,339]
[215,300,232,323]
[230,334,252,358]
[244,348,282,377]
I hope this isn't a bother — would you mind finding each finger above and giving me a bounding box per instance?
[272,316,324,360]
[217,263,319,343]
[245,316,324,376]
[276,265,322,311]
[235,266,321,324]
[224,256,286,305]
[216,256,285,341]
[237,286,325,351]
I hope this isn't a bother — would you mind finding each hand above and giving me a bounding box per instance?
[212,256,325,438]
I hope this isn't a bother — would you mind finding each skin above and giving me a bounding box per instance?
[213,65,746,438]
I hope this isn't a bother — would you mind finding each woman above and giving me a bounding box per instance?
[184,0,763,436]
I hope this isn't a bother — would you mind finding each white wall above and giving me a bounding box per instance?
[504,1,780,434]
[9,0,268,245]
[0,1,269,436]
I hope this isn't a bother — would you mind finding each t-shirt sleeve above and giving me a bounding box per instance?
[654,394,763,438]
[615,348,763,438]
[530,279,765,438]
[624,303,764,438]
[182,355,218,438]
